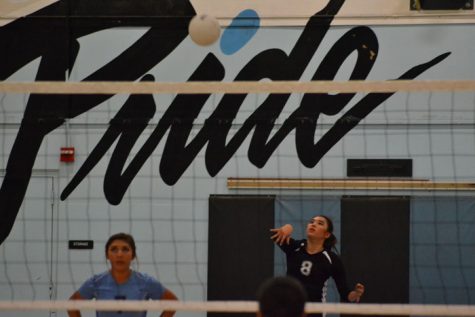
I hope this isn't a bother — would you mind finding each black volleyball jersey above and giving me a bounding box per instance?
[278,238,351,302]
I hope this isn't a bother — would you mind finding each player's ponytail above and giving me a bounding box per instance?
[318,215,337,251]
[323,232,337,250]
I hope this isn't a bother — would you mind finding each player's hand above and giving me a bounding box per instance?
[348,283,365,303]
[270,224,293,245]
[160,311,175,317]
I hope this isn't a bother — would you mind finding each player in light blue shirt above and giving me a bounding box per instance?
[68,233,178,317]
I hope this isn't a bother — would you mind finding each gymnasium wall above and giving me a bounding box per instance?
[0,0,474,315]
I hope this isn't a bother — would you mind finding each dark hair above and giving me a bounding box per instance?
[317,215,337,250]
[105,233,136,259]
[257,277,307,317]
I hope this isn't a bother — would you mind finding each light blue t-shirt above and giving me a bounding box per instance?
[78,270,166,317]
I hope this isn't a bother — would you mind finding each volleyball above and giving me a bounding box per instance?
[188,14,221,46]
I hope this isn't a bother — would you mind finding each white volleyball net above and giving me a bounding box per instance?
[0,79,474,317]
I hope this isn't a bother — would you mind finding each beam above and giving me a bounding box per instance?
[227,178,475,191]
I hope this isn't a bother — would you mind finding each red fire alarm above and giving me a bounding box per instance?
[60,147,75,163]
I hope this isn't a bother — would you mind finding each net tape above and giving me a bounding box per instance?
[0,80,475,94]
[0,301,475,316]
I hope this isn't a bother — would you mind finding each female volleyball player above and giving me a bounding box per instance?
[67,232,178,317]
[271,215,364,315]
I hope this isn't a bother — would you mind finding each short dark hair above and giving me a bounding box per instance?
[105,233,136,259]
[257,277,307,317]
